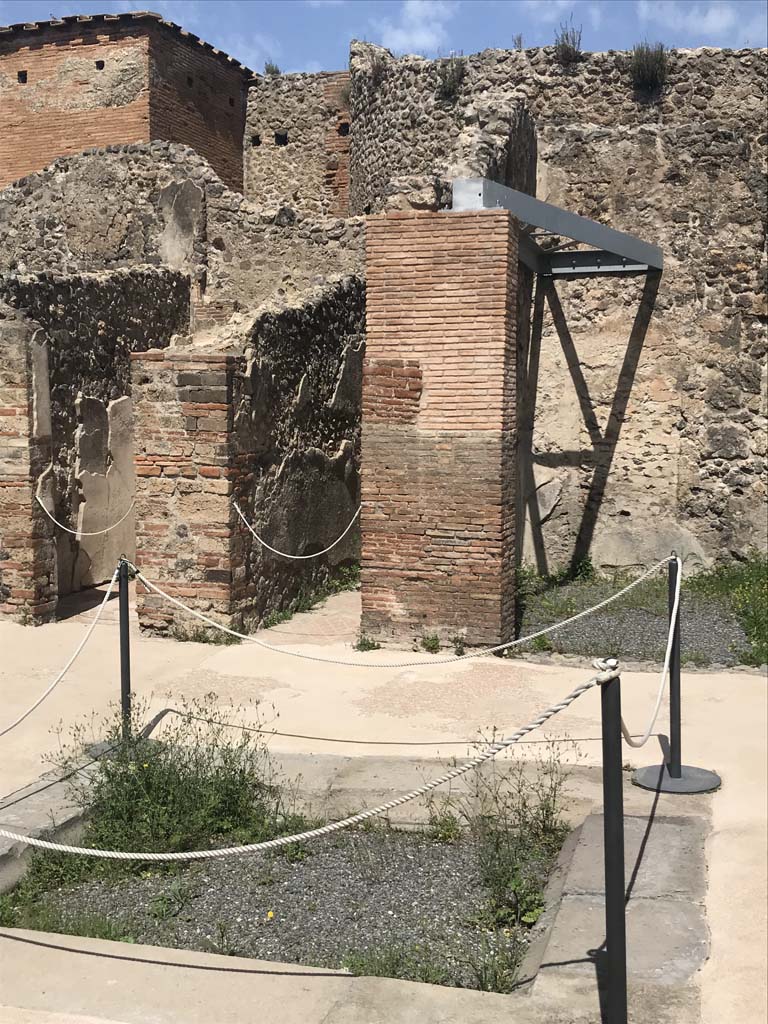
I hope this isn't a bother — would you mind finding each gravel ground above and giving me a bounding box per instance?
[520,585,751,667]
[48,830,529,987]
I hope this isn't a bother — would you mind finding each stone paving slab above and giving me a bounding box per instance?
[564,813,708,900]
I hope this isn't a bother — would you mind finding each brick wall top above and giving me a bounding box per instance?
[0,11,252,74]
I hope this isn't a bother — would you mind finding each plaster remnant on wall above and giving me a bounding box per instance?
[158,179,205,273]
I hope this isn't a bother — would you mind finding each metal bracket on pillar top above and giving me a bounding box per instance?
[450,177,663,278]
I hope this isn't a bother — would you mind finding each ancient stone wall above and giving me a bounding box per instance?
[245,71,351,216]
[132,277,364,635]
[361,211,518,646]
[0,144,364,324]
[0,14,249,191]
[351,43,767,568]
[0,268,189,600]
[349,43,537,215]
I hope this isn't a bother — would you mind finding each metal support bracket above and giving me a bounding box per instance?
[451,178,663,278]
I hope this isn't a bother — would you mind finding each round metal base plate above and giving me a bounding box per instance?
[632,763,722,794]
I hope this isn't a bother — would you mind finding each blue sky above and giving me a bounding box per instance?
[1,0,765,72]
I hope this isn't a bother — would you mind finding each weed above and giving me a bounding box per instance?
[450,633,466,656]
[530,634,553,654]
[0,899,136,942]
[20,696,309,888]
[682,650,711,668]
[554,17,582,66]
[421,632,441,654]
[459,935,522,993]
[343,945,451,986]
[512,33,524,51]
[688,552,768,665]
[425,800,462,843]
[630,41,668,95]
[436,54,466,101]
[355,632,381,652]
[264,61,281,77]
[460,752,569,929]
[149,876,196,921]
[205,920,238,956]
[171,626,241,645]
[339,82,351,107]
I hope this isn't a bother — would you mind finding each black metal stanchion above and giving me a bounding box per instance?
[118,558,132,744]
[601,670,628,1024]
[634,553,721,794]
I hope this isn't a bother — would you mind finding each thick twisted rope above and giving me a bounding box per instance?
[619,556,681,748]
[0,660,619,861]
[0,569,119,739]
[36,496,135,538]
[132,555,672,670]
[235,501,361,560]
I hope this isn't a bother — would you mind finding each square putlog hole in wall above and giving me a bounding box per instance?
[251,134,261,147]
[17,70,28,83]
[338,121,350,137]
[274,131,289,146]
[95,60,105,70]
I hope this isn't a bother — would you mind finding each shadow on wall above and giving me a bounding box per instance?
[518,271,661,576]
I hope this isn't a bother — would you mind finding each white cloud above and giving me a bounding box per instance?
[374,0,460,55]
[520,0,573,25]
[636,1,737,39]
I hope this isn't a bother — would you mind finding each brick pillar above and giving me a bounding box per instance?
[130,350,244,635]
[361,210,519,646]
[0,305,56,622]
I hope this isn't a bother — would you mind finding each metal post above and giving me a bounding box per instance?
[668,554,682,778]
[118,558,131,743]
[601,673,628,1024]
[633,553,722,794]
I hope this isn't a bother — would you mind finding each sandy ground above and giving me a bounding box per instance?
[0,586,765,1023]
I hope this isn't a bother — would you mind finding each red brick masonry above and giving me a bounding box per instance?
[360,209,519,646]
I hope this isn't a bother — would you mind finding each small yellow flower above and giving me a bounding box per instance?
[266,910,274,921]
[142,763,149,769]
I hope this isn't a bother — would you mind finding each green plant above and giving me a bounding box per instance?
[205,920,238,956]
[149,875,196,921]
[512,33,524,51]
[530,634,553,653]
[0,899,136,942]
[261,564,360,629]
[264,61,281,77]
[27,696,309,886]
[688,552,768,666]
[343,945,451,986]
[630,41,668,94]
[339,81,351,107]
[355,632,381,652]
[554,17,582,66]
[421,632,441,654]
[425,798,462,843]
[450,633,466,656]
[171,626,241,645]
[436,54,466,101]
[682,650,711,668]
[461,753,569,930]
[459,935,521,993]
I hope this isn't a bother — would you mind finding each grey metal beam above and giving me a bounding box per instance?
[550,251,649,276]
[518,232,551,275]
[451,178,663,272]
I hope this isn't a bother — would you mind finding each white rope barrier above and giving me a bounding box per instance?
[234,501,361,560]
[132,556,673,670]
[619,556,682,748]
[36,496,135,538]
[0,569,119,739]
[0,659,620,861]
